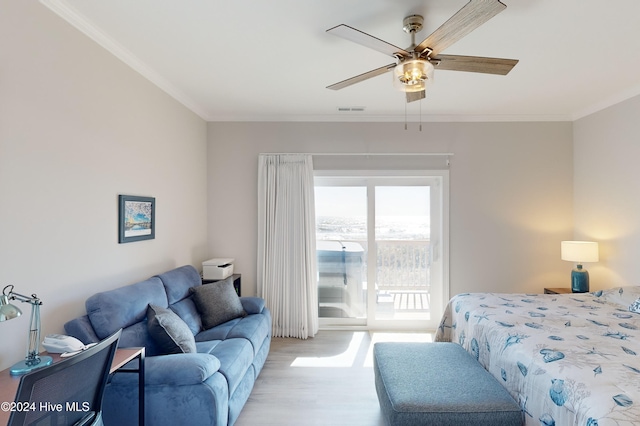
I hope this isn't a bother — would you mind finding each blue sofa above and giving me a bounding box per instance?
[64,265,271,426]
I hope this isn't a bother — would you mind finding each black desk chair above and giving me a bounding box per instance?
[9,329,122,426]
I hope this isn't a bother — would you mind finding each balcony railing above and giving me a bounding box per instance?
[376,240,430,292]
[316,239,430,290]
[317,239,431,317]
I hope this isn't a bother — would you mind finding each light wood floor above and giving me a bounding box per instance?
[235,330,433,426]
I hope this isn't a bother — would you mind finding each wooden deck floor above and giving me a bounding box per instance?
[377,290,430,311]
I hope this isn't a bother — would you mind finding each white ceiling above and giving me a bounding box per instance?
[42,0,640,122]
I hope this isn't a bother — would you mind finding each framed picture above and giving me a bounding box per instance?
[118,195,155,243]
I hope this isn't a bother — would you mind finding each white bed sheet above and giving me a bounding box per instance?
[435,287,640,426]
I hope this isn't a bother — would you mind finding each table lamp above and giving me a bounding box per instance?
[0,285,53,375]
[560,241,599,293]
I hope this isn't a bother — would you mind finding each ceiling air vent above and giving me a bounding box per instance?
[337,106,366,112]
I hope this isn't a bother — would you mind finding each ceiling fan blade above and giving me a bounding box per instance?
[433,54,518,75]
[406,90,426,103]
[416,0,506,56]
[327,24,410,58]
[327,63,396,90]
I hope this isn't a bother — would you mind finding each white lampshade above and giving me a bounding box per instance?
[561,241,599,263]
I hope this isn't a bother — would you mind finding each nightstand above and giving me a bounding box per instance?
[202,273,241,296]
[544,287,572,294]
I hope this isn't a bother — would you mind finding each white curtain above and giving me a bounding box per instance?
[257,154,318,339]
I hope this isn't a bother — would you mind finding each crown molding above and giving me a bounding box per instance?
[205,113,573,123]
[572,84,640,121]
[39,0,212,121]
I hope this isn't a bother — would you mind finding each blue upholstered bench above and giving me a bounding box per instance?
[373,342,523,426]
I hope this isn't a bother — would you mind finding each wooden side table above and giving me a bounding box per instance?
[544,287,572,294]
[202,273,241,296]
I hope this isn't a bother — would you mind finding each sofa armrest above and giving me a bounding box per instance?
[64,315,100,345]
[240,297,265,315]
[112,353,221,386]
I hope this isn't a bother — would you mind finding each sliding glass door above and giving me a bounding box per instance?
[315,184,368,322]
[315,173,448,329]
[373,186,431,322]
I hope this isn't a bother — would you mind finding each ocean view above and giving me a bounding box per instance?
[316,215,430,241]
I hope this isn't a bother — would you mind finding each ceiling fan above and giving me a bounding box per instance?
[326,0,518,103]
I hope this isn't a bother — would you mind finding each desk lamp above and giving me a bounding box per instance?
[0,285,53,375]
[561,241,599,293]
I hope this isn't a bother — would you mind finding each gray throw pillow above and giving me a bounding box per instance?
[147,304,197,354]
[190,277,246,330]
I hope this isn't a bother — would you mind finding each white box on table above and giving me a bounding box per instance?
[202,258,234,280]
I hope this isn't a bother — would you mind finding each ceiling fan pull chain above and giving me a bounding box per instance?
[420,99,423,132]
[404,101,408,130]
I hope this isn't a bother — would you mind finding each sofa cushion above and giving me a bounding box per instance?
[147,304,197,354]
[201,338,254,396]
[86,277,168,339]
[170,297,202,335]
[120,322,163,355]
[157,265,202,304]
[240,297,265,315]
[196,314,270,357]
[191,278,246,330]
[196,340,222,354]
[110,353,221,386]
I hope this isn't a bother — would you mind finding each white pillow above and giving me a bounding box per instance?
[593,286,640,308]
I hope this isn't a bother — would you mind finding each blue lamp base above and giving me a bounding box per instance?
[571,265,589,293]
[10,355,53,376]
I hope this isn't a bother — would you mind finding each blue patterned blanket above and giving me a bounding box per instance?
[435,287,640,426]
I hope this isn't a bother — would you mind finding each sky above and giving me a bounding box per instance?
[314,186,430,218]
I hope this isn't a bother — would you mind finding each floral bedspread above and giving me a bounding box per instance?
[435,287,640,426]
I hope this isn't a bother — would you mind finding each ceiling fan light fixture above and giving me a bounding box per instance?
[393,58,434,92]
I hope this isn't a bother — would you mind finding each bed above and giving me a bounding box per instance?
[435,287,640,426]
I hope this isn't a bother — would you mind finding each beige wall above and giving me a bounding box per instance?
[574,94,640,289]
[0,2,208,370]
[207,121,574,297]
